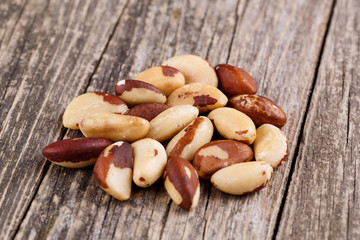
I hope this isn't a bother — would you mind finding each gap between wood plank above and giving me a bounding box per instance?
[10,2,130,239]
[271,0,338,239]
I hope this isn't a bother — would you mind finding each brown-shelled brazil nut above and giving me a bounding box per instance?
[115,79,166,106]
[93,141,133,201]
[126,103,170,121]
[208,107,256,144]
[131,138,167,187]
[166,116,213,161]
[42,137,112,168]
[253,124,288,167]
[79,112,150,142]
[162,55,218,87]
[164,156,200,210]
[134,65,185,96]
[210,161,273,195]
[230,94,286,128]
[145,105,199,142]
[193,140,253,179]
[63,92,128,130]
[215,64,257,96]
[167,83,228,113]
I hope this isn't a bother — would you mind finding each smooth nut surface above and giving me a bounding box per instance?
[193,140,253,179]
[208,107,256,144]
[230,94,286,127]
[162,55,218,87]
[42,137,112,168]
[93,141,133,201]
[166,116,213,161]
[126,103,170,121]
[211,161,273,195]
[145,105,199,142]
[164,156,200,210]
[135,65,185,96]
[63,92,128,130]
[253,124,288,167]
[215,64,257,96]
[167,83,228,113]
[132,138,167,187]
[79,112,150,142]
[115,79,166,106]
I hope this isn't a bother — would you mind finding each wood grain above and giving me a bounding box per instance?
[0,0,127,238]
[277,0,360,238]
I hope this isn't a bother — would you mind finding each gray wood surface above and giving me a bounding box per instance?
[0,0,358,239]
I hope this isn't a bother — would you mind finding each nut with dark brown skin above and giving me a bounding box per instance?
[63,92,128,130]
[193,140,253,179]
[93,141,133,201]
[42,137,112,168]
[164,156,200,210]
[115,79,167,106]
[210,161,273,195]
[229,94,287,128]
[126,103,170,121]
[215,64,257,96]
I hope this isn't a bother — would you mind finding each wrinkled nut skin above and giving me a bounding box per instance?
[166,116,213,161]
[79,112,150,142]
[131,138,167,187]
[115,79,166,106]
[162,55,218,87]
[193,140,253,179]
[164,156,200,210]
[210,161,273,195]
[126,103,170,121]
[93,141,133,201]
[145,105,199,142]
[135,66,185,96]
[253,124,288,167]
[215,64,257,96]
[230,94,286,128]
[167,83,228,113]
[208,107,256,144]
[63,92,128,130]
[42,137,112,168]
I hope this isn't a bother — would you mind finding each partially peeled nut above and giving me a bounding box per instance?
[93,141,133,201]
[164,156,200,210]
[162,55,218,87]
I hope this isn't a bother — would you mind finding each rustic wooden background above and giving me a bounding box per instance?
[0,0,359,239]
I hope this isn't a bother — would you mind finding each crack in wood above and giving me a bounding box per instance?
[226,0,244,63]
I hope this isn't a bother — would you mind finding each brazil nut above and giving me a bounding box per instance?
[126,103,170,121]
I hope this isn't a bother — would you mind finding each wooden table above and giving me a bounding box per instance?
[1,0,359,239]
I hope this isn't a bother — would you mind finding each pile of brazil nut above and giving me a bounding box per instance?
[42,54,288,210]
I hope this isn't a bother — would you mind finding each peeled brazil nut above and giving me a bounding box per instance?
[215,64,257,96]
[164,156,200,210]
[162,55,218,87]
[63,92,128,130]
[253,124,288,167]
[145,105,199,142]
[230,94,286,128]
[42,137,112,168]
[131,138,167,187]
[126,103,170,121]
[115,79,166,106]
[210,161,273,195]
[134,65,185,96]
[193,140,253,179]
[167,83,228,113]
[93,141,133,201]
[166,116,213,161]
[208,107,256,144]
[79,112,150,142]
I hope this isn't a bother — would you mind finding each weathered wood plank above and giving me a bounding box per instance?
[0,0,128,239]
[13,0,335,240]
[277,0,360,238]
